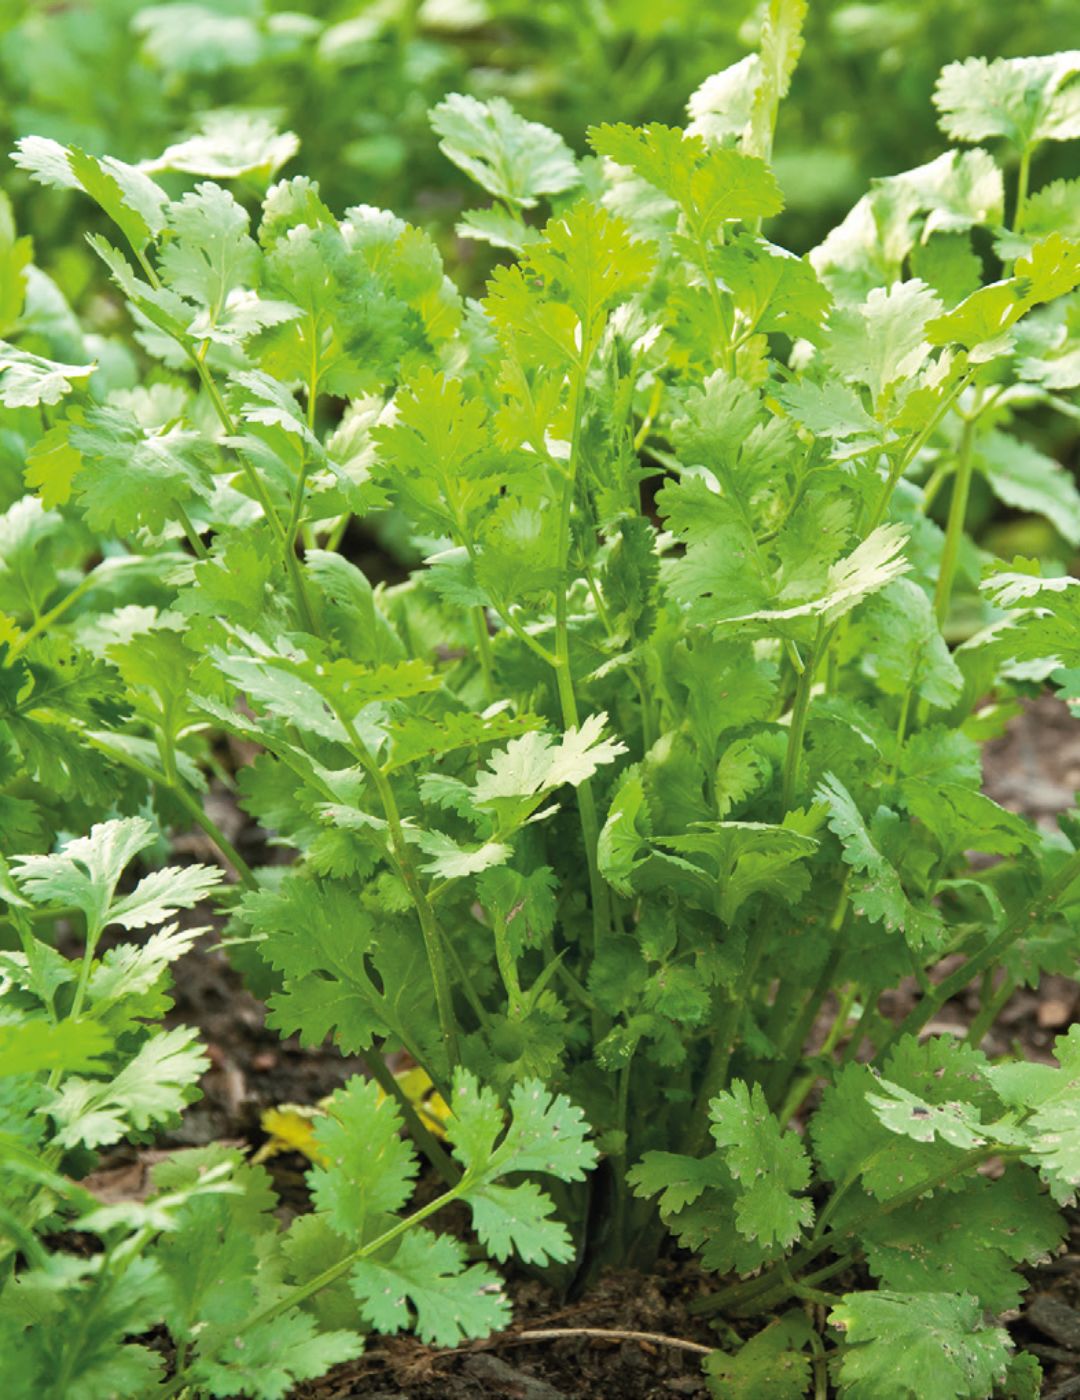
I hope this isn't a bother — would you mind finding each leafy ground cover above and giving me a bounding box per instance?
[3,2,1080,1396]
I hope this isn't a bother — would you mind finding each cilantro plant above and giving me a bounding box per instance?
[0,819,594,1397]
[4,2,1080,1394]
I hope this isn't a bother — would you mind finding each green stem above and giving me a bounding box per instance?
[84,734,256,886]
[362,1052,459,1187]
[1014,145,1032,236]
[471,606,496,702]
[7,571,98,660]
[685,911,779,1156]
[767,947,843,1110]
[179,336,319,634]
[883,842,1080,1053]
[695,1144,1023,1317]
[782,622,825,811]
[334,710,460,1070]
[840,996,881,1064]
[933,413,978,628]
[965,971,1014,1048]
[551,355,610,958]
[174,503,209,559]
[491,908,523,1017]
[866,370,976,534]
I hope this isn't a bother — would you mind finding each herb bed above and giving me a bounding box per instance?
[4,7,1080,1398]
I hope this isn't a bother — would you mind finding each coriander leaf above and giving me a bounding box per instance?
[11,817,156,934]
[447,1070,597,1183]
[854,579,963,708]
[13,137,169,250]
[934,53,1080,148]
[816,774,944,949]
[409,830,511,880]
[472,714,627,820]
[46,1026,207,1149]
[861,1168,1063,1312]
[829,1290,1012,1400]
[159,183,259,320]
[0,1020,112,1077]
[145,111,299,180]
[350,1229,509,1347]
[705,1314,813,1400]
[430,94,580,208]
[0,344,95,407]
[709,1080,813,1248]
[823,280,942,406]
[191,1309,362,1400]
[309,1076,418,1236]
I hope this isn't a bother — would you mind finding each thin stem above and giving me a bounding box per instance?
[768,947,843,1111]
[965,971,1014,1049]
[174,503,209,559]
[334,709,460,1070]
[83,735,256,887]
[1014,145,1032,236]
[513,1327,711,1357]
[67,913,103,1024]
[933,413,978,627]
[695,1144,1023,1317]
[7,571,98,660]
[470,606,496,701]
[362,1051,459,1187]
[168,781,256,887]
[551,354,610,958]
[883,842,1080,1053]
[685,912,779,1156]
[865,370,976,534]
[782,622,825,811]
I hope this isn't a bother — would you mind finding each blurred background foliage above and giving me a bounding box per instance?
[3,0,1078,296]
[1,0,1077,567]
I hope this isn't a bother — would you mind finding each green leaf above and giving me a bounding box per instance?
[854,579,963,709]
[11,817,154,933]
[0,343,95,407]
[589,123,783,233]
[816,774,944,949]
[709,1080,813,1248]
[471,714,627,823]
[705,1314,813,1400]
[159,183,260,321]
[978,429,1080,546]
[62,405,214,536]
[13,137,169,251]
[309,1076,418,1236]
[823,280,942,406]
[12,817,218,936]
[598,771,651,896]
[861,1168,1064,1312]
[829,1291,1012,1400]
[349,1229,509,1347]
[990,1025,1080,1203]
[0,1020,112,1077]
[409,830,511,881]
[934,53,1080,148]
[528,200,656,331]
[145,111,299,180]
[192,1309,362,1400]
[864,1077,1007,1151]
[45,1026,208,1148]
[249,876,436,1058]
[430,94,580,208]
[447,1070,598,1183]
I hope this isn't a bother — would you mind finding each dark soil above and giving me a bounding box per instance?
[82,696,1080,1397]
